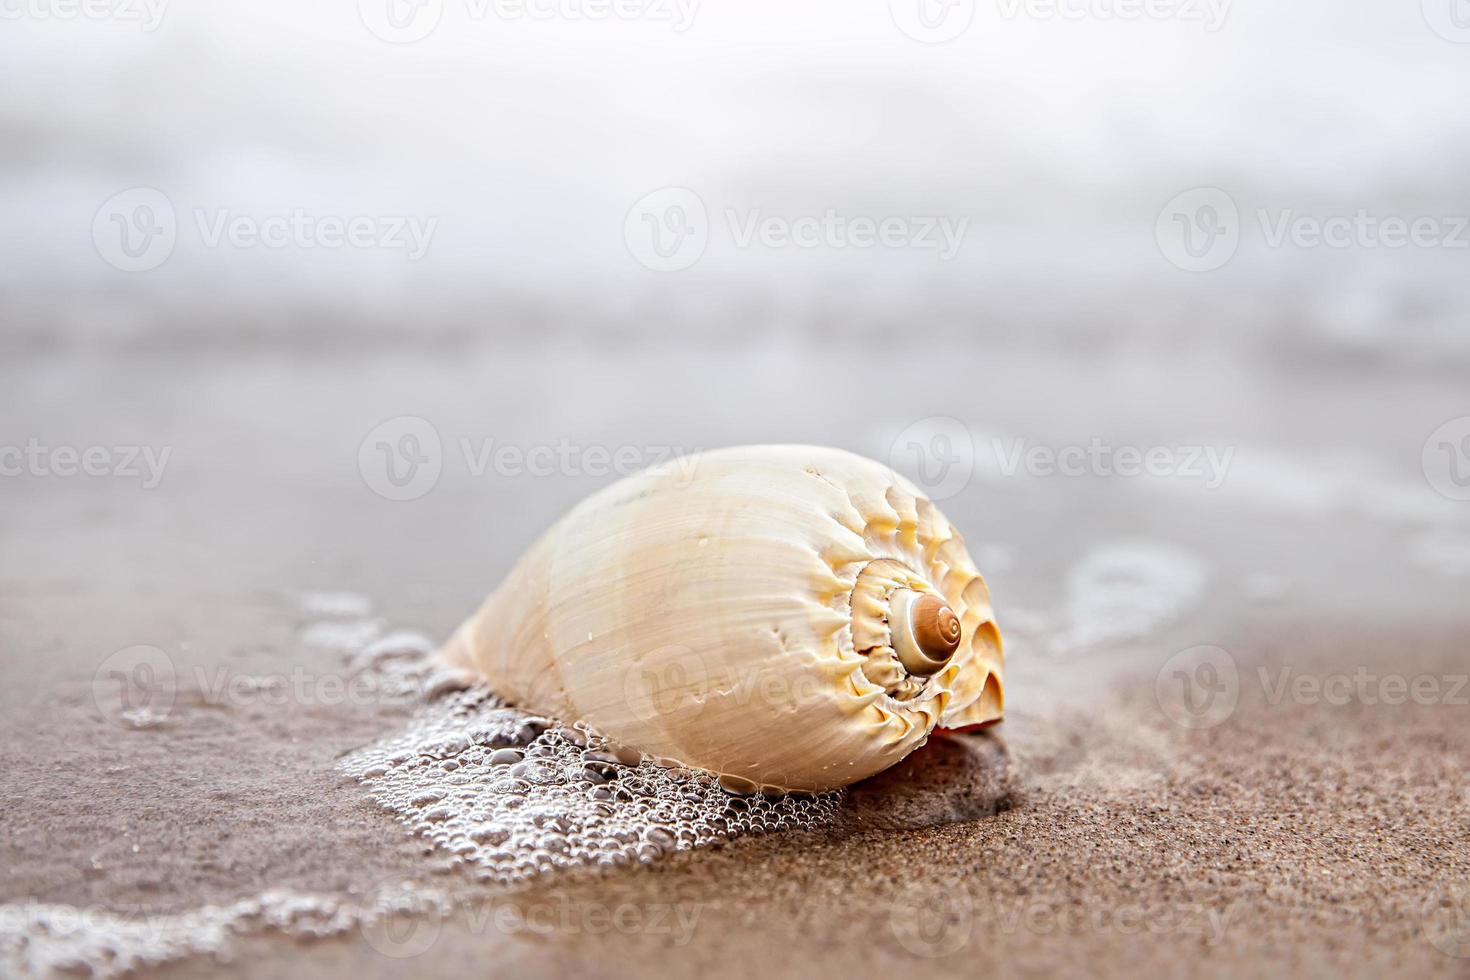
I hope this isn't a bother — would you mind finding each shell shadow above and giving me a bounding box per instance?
[841,728,1013,831]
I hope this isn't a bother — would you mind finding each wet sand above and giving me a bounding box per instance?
[3,345,1468,976]
[16,622,1465,978]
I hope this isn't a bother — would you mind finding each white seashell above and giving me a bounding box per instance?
[440,445,1003,792]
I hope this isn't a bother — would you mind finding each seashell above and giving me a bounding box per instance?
[440,445,1003,792]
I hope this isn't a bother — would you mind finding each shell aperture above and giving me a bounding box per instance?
[440,445,1004,792]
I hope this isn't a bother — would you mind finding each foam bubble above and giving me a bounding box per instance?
[299,619,384,654]
[1242,571,1289,602]
[340,688,843,884]
[1055,541,1208,653]
[298,591,375,619]
[0,890,359,979]
[1408,531,1470,578]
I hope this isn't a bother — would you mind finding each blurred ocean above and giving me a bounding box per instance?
[1,0,1467,369]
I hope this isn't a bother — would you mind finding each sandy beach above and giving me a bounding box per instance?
[3,341,1468,977]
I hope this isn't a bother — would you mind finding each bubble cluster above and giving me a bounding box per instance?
[341,687,843,883]
[0,891,359,979]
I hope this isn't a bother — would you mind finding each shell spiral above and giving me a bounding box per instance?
[440,445,1004,792]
